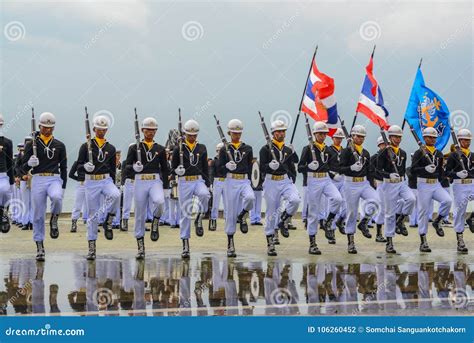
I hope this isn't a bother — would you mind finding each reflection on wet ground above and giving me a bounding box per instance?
[0,254,473,316]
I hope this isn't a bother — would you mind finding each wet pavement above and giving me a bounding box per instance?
[0,254,472,316]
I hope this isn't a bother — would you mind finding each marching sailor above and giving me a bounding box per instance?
[121,143,135,232]
[339,124,380,254]
[410,127,452,252]
[125,117,169,259]
[0,114,14,234]
[76,115,121,260]
[22,112,67,261]
[297,121,342,253]
[445,128,474,253]
[259,120,300,256]
[69,159,87,232]
[171,119,211,259]
[376,125,416,253]
[217,119,255,257]
[327,128,346,235]
[209,142,227,231]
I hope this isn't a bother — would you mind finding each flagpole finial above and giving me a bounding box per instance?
[418,58,423,69]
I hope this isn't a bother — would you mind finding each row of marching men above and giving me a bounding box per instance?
[0,111,473,260]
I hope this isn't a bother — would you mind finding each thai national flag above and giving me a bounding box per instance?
[300,57,338,136]
[356,54,389,129]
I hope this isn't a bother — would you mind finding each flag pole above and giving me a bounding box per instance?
[351,45,376,129]
[290,45,318,144]
[401,58,423,130]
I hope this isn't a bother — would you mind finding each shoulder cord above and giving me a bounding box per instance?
[38,138,55,160]
[185,145,199,167]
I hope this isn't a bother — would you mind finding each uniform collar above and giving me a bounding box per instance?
[272,139,284,150]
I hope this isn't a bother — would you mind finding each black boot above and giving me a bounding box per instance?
[70,219,77,233]
[194,213,204,237]
[347,234,357,254]
[0,207,10,233]
[375,224,386,242]
[209,219,217,231]
[50,214,59,239]
[86,240,96,260]
[103,213,114,240]
[151,216,160,241]
[227,235,236,257]
[336,217,346,235]
[277,211,291,238]
[432,215,445,237]
[456,233,468,254]
[181,239,190,259]
[419,234,431,252]
[467,213,474,233]
[323,212,336,232]
[273,230,280,245]
[121,219,128,232]
[237,210,249,234]
[385,237,396,254]
[325,228,336,244]
[308,235,321,255]
[35,241,45,262]
[357,217,372,238]
[136,237,145,260]
[396,214,408,236]
[266,235,277,256]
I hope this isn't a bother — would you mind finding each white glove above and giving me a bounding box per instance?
[133,161,143,173]
[84,162,95,173]
[308,161,319,171]
[389,173,400,180]
[333,173,342,182]
[350,162,363,172]
[27,156,39,167]
[456,170,468,179]
[269,160,280,171]
[175,165,185,176]
[425,164,436,173]
[226,161,237,171]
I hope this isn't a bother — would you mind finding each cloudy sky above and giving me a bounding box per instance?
[0,0,472,206]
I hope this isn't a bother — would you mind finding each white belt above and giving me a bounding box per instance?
[178,175,202,181]
[135,173,161,181]
[265,174,288,181]
[417,177,437,184]
[85,173,110,181]
[308,172,328,179]
[344,176,366,182]
[453,178,473,184]
[34,173,60,177]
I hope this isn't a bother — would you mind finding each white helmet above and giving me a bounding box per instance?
[39,112,56,128]
[422,127,438,138]
[142,117,158,130]
[93,115,109,130]
[377,136,385,146]
[271,120,287,133]
[457,128,472,140]
[183,119,199,135]
[0,114,4,127]
[387,125,403,137]
[227,119,243,133]
[333,128,345,139]
[129,143,135,147]
[312,121,329,134]
[216,142,224,152]
[351,124,367,137]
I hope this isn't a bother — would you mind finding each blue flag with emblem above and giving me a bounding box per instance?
[404,67,451,151]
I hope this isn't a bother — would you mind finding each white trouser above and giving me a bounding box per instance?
[382,181,416,237]
[0,174,11,207]
[263,176,300,236]
[250,190,262,223]
[168,198,180,225]
[122,179,134,220]
[343,179,380,235]
[452,182,474,233]
[31,175,63,242]
[71,182,88,220]
[11,185,19,221]
[224,177,255,235]
[416,180,452,235]
[112,186,122,226]
[85,177,120,241]
[20,180,32,225]
[161,189,171,223]
[409,189,418,226]
[331,179,346,228]
[133,174,165,239]
[374,182,385,225]
[306,176,342,235]
[178,178,210,239]
[211,179,226,220]
[301,186,308,220]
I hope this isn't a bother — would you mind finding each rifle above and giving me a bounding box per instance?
[407,123,433,163]
[85,107,93,163]
[258,111,278,161]
[134,108,142,163]
[177,108,184,166]
[338,115,361,162]
[450,127,467,171]
[213,115,233,161]
[31,108,37,157]
[304,114,317,161]
[378,124,399,175]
